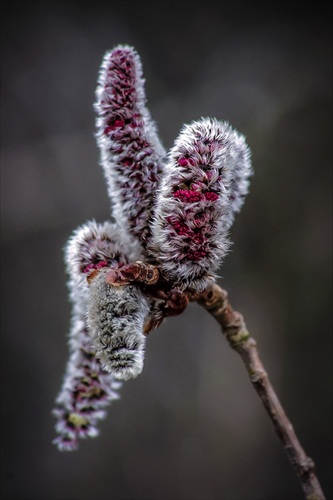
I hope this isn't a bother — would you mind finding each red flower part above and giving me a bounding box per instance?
[170,219,192,237]
[83,260,109,274]
[173,189,204,203]
[186,249,207,261]
[178,157,195,167]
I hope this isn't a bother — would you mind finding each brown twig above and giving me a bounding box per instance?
[197,281,326,500]
[105,261,160,286]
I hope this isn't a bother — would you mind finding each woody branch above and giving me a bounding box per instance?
[197,281,325,500]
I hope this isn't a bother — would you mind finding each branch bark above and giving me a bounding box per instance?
[197,281,325,500]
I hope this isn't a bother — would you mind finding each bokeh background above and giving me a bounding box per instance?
[1,1,332,499]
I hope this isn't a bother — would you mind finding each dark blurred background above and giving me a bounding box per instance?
[1,1,332,499]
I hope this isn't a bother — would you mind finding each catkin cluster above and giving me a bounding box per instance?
[53,45,252,450]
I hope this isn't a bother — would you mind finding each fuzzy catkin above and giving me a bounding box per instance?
[95,45,166,256]
[224,127,252,229]
[65,219,127,292]
[53,315,122,451]
[87,269,151,380]
[150,118,252,292]
[53,221,128,450]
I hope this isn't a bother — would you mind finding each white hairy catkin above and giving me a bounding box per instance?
[87,269,151,381]
[53,220,125,450]
[150,118,252,292]
[95,45,166,256]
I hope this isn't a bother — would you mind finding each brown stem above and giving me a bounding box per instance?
[197,281,325,500]
[105,261,160,286]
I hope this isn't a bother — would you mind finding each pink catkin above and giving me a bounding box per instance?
[53,333,121,452]
[150,118,250,291]
[53,221,126,451]
[95,46,166,254]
